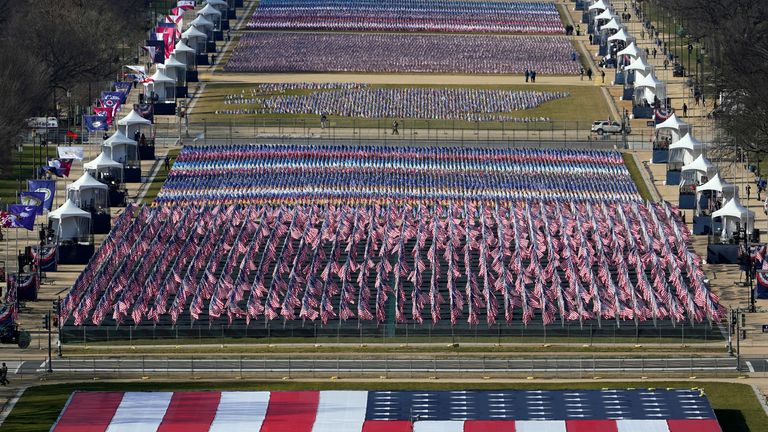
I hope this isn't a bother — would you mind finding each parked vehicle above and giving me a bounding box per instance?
[591,120,630,135]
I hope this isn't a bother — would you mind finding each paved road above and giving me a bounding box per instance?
[29,357,737,375]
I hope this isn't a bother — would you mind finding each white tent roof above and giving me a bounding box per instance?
[712,195,754,220]
[608,28,628,42]
[655,113,687,131]
[595,9,613,20]
[117,110,152,127]
[164,55,187,69]
[84,152,122,170]
[67,172,108,192]
[617,42,639,58]
[49,199,92,220]
[206,0,229,6]
[697,173,736,194]
[681,154,714,174]
[669,133,703,151]
[174,40,197,55]
[197,3,222,16]
[147,69,176,84]
[635,72,661,89]
[182,25,208,40]
[190,15,214,30]
[104,130,137,146]
[589,0,608,11]
[602,18,620,31]
[625,56,650,72]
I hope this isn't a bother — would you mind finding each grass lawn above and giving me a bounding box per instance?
[141,148,180,205]
[622,152,654,201]
[193,83,611,131]
[3,380,764,432]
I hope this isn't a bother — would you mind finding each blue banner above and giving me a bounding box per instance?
[7,205,37,230]
[101,91,126,104]
[84,114,109,132]
[27,180,56,211]
[19,192,45,215]
[114,82,132,94]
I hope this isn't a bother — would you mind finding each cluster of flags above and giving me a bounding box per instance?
[60,198,724,328]
[85,82,134,131]
[248,0,565,34]
[225,32,581,75]
[1,180,56,231]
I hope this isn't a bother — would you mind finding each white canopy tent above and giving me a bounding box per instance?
[680,154,715,185]
[607,28,628,44]
[190,15,214,33]
[143,69,176,102]
[589,0,608,11]
[655,113,689,143]
[117,109,152,139]
[162,55,188,85]
[206,0,229,15]
[49,199,92,243]
[668,133,703,165]
[617,42,640,58]
[66,172,108,210]
[696,173,738,215]
[601,18,621,33]
[102,130,138,164]
[173,40,197,67]
[634,72,664,106]
[182,25,208,54]
[625,56,650,72]
[594,9,614,23]
[84,152,124,183]
[197,3,222,30]
[711,196,755,241]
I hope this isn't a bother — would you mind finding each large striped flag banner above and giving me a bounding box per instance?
[51,389,721,432]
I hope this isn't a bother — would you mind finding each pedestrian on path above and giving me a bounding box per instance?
[652,48,657,59]
[746,184,751,200]
[392,120,399,135]
[0,362,8,386]
[589,34,593,44]
[524,69,530,83]
[682,103,688,117]
[531,70,537,83]
[600,70,605,83]
[586,68,593,80]
[580,67,584,80]
[164,156,170,171]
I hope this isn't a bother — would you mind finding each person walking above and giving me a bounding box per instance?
[320,114,328,129]
[580,67,584,80]
[392,120,399,135]
[600,70,605,83]
[682,103,688,117]
[586,68,593,80]
[746,184,751,200]
[0,362,8,386]
[164,156,170,171]
[524,69,530,83]
[531,70,536,83]
[652,48,657,59]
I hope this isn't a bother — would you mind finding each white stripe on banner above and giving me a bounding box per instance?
[209,391,270,432]
[312,391,369,432]
[106,392,173,432]
[515,420,567,432]
[413,421,465,432]
[617,419,671,432]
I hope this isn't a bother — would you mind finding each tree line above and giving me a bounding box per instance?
[0,0,148,177]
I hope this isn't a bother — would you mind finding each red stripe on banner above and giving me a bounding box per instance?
[157,391,221,432]
[667,419,722,432]
[566,419,618,432]
[361,420,413,432]
[53,392,124,432]
[464,420,516,431]
[260,391,320,432]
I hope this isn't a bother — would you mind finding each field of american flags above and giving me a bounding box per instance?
[58,145,724,332]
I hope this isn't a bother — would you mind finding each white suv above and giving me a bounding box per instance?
[591,120,630,135]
